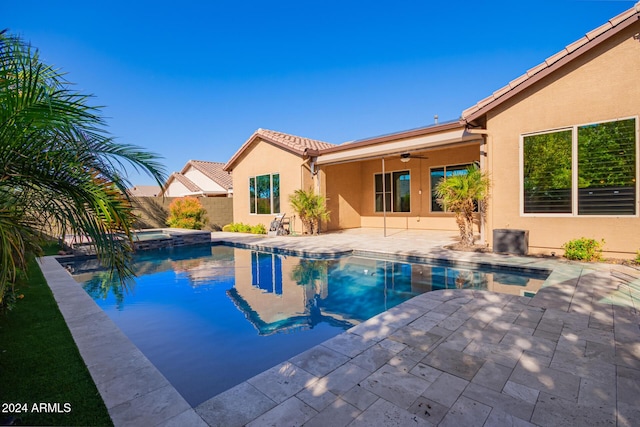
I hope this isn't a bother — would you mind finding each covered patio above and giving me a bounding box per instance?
[312,121,486,239]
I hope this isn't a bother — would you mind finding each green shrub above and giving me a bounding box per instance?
[166,197,207,229]
[635,250,640,264]
[562,237,604,261]
[222,222,266,234]
[251,224,267,234]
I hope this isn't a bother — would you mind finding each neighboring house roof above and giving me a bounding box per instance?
[167,172,201,192]
[462,2,640,124]
[224,128,336,171]
[127,185,161,197]
[184,160,233,190]
[162,160,233,196]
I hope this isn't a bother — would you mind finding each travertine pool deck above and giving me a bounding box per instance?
[40,229,640,426]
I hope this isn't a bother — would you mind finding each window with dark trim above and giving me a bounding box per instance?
[523,118,636,216]
[522,130,572,213]
[249,173,280,214]
[375,171,410,212]
[430,164,474,212]
[251,251,282,295]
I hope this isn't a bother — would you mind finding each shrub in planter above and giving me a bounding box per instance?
[562,237,604,261]
[251,224,267,234]
[222,222,266,234]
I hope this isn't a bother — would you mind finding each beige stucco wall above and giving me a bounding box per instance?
[323,163,363,230]
[322,144,480,231]
[484,23,640,257]
[229,138,312,234]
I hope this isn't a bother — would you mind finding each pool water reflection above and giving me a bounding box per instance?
[66,244,547,406]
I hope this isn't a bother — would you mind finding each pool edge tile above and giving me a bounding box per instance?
[39,256,207,427]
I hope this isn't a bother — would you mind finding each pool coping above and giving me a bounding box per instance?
[39,231,640,426]
[212,240,553,277]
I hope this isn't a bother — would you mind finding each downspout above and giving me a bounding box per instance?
[465,126,490,245]
[310,158,317,176]
[302,154,322,232]
[310,157,320,194]
[300,156,309,235]
[311,157,322,233]
[301,153,310,190]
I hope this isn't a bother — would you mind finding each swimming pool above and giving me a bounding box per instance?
[65,244,548,407]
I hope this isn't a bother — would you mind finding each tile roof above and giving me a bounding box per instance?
[169,173,201,192]
[256,128,336,152]
[185,160,233,190]
[462,2,640,123]
[127,185,161,197]
[224,128,336,171]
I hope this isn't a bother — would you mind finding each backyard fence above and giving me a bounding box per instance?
[131,196,233,231]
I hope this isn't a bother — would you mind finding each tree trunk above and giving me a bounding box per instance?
[463,209,475,246]
[455,214,466,244]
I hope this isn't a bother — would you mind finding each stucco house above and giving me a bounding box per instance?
[461,3,640,258]
[223,128,336,231]
[224,3,640,258]
[162,160,233,197]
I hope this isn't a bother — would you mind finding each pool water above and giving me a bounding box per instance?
[67,244,548,406]
[133,230,172,241]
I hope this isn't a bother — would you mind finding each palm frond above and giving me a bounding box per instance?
[0,31,167,302]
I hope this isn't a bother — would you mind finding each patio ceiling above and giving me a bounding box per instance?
[315,125,482,166]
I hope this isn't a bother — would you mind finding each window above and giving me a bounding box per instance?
[251,251,283,295]
[249,173,280,214]
[430,164,474,212]
[522,130,572,213]
[578,120,636,215]
[375,171,410,212]
[523,118,636,216]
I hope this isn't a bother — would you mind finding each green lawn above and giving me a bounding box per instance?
[0,246,113,426]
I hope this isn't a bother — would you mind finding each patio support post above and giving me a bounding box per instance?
[382,157,387,237]
[479,135,488,245]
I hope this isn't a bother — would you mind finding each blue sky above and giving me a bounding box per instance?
[5,1,635,186]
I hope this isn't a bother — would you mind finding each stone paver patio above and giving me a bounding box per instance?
[40,229,640,426]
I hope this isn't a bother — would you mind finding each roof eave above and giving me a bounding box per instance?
[319,121,464,155]
[223,132,308,171]
[463,7,640,124]
[315,127,480,166]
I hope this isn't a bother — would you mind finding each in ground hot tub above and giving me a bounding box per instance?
[64,228,212,254]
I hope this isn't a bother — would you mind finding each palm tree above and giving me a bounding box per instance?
[0,31,166,304]
[289,188,330,235]
[434,165,490,247]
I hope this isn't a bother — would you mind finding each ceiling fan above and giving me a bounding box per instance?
[400,153,428,163]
